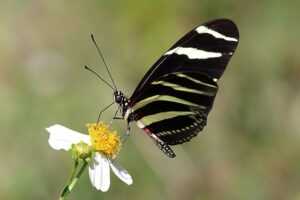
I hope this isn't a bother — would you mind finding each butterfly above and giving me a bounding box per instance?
[87,18,239,158]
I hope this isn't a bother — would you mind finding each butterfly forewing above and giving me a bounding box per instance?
[130,18,239,104]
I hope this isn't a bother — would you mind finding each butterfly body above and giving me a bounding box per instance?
[112,19,239,158]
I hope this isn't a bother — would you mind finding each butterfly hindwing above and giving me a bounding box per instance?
[128,71,218,145]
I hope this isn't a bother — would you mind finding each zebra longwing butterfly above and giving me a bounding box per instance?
[89,18,239,158]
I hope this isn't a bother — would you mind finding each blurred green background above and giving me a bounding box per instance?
[1,0,300,200]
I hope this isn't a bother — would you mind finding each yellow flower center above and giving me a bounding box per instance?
[87,122,121,159]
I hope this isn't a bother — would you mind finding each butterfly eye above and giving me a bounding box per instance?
[114,95,123,104]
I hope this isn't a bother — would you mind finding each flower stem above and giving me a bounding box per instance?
[59,159,88,200]
[68,159,79,184]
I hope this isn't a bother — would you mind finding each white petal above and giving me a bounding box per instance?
[89,153,110,191]
[45,124,91,151]
[109,160,133,185]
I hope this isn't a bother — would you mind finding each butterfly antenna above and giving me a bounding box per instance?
[84,65,115,91]
[91,34,118,91]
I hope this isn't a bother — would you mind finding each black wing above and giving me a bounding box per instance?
[127,18,239,148]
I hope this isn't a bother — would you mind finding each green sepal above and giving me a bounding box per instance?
[70,141,93,160]
[85,151,95,164]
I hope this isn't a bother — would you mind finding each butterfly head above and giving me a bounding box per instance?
[114,91,130,106]
[114,91,124,104]
[114,91,130,118]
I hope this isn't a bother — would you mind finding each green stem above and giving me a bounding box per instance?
[68,159,79,184]
[59,160,88,200]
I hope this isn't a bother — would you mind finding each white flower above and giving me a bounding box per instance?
[46,124,133,192]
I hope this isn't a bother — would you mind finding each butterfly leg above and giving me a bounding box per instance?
[113,117,124,120]
[145,129,176,158]
[109,108,122,126]
[126,122,131,135]
[119,122,131,146]
[97,101,115,124]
